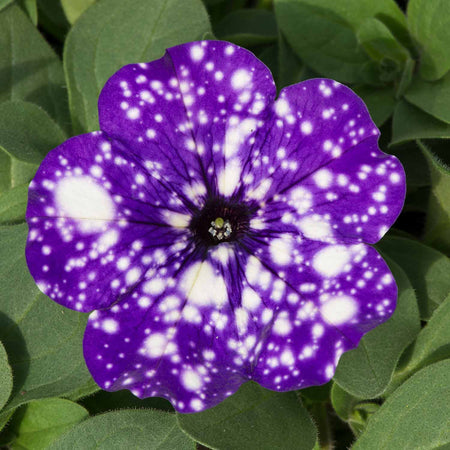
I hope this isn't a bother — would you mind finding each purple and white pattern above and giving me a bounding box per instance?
[26,41,405,413]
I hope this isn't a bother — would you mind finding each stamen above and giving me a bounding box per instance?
[208,217,232,241]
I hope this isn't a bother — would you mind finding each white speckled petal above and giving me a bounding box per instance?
[98,40,276,199]
[83,248,251,413]
[242,79,405,244]
[240,239,397,390]
[25,41,407,413]
[26,132,192,312]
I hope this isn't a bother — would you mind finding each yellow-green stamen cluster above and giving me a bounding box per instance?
[208,217,232,241]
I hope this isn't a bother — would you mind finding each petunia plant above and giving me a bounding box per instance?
[0,0,450,449]
[25,40,405,413]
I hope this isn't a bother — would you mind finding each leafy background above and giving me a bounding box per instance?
[0,0,449,448]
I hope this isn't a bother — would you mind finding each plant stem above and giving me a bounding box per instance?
[311,403,334,450]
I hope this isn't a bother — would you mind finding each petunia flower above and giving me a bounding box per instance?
[26,40,405,413]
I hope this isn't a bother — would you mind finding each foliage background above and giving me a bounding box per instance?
[0,0,449,448]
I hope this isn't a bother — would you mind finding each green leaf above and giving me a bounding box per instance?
[378,236,450,320]
[274,0,371,83]
[0,224,96,417]
[61,0,95,24]
[354,85,396,126]
[0,101,66,194]
[300,382,331,404]
[64,0,211,134]
[396,56,415,98]
[331,383,360,423]
[277,32,304,89]
[353,360,450,449]
[12,398,89,450]
[63,378,100,403]
[0,4,69,131]
[257,45,278,84]
[389,293,450,394]
[274,0,407,84]
[49,410,193,450]
[0,184,28,225]
[357,17,409,66]
[177,382,316,450]
[0,409,14,433]
[36,0,70,42]
[331,384,380,437]
[0,0,13,12]
[405,72,450,124]
[0,341,12,411]
[333,258,421,398]
[420,143,450,254]
[391,100,450,145]
[215,9,277,46]
[18,0,37,25]
[80,389,173,415]
[388,141,430,189]
[407,0,450,81]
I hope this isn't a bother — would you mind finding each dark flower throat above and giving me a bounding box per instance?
[190,197,253,246]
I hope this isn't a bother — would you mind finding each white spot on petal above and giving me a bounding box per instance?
[298,215,332,241]
[218,158,242,197]
[55,177,115,233]
[321,295,358,326]
[180,262,228,307]
[162,210,191,228]
[269,236,292,266]
[301,121,313,135]
[181,369,203,391]
[231,69,252,90]
[127,108,140,120]
[242,287,262,311]
[143,333,173,358]
[313,169,333,189]
[102,318,119,334]
[313,245,351,278]
[190,45,204,61]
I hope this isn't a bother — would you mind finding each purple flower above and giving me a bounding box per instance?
[26,40,405,413]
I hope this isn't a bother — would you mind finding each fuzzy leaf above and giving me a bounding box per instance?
[0,4,69,131]
[0,184,28,225]
[0,101,66,194]
[64,0,211,134]
[177,382,316,450]
[333,258,420,398]
[391,100,450,145]
[354,85,396,126]
[353,360,450,449]
[0,341,12,411]
[357,17,409,65]
[274,0,407,83]
[49,410,194,450]
[420,143,450,254]
[12,398,89,450]
[277,32,304,89]
[407,0,450,81]
[405,73,450,124]
[215,9,277,46]
[0,224,95,417]
[389,293,450,393]
[378,236,450,319]
[60,0,95,24]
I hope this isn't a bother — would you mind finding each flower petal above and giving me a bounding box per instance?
[98,40,276,198]
[240,239,397,390]
[243,78,405,243]
[26,132,192,312]
[83,249,253,413]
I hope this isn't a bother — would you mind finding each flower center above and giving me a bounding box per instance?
[208,217,232,241]
[190,197,253,246]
